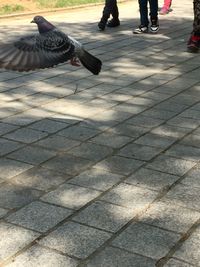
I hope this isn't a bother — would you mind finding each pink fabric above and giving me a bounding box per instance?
[162,0,172,9]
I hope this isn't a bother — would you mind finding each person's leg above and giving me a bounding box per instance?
[149,0,158,19]
[133,0,149,33]
[98,0,112,30]
[149,0,159,33]
[193,0,200,34]
[139,0,149,26]
[98,0,120,30]
[188,0,200,52]
[107,0,120,27]
[111,0,119,20]
[160,0,172,14]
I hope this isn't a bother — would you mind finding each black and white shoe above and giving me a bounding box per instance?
[150,18,159,33]
[107,18,120,28]
[133,25,148,34]
[98,19,107,31]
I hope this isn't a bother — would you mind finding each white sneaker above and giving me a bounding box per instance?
[150,19,159,33]
[133,25,148,34]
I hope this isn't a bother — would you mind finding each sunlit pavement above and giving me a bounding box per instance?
[0,1,200,266]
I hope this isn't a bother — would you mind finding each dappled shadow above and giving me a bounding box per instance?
[0,2,200,266]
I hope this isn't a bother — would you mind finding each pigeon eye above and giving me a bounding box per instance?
[35,16,41,22]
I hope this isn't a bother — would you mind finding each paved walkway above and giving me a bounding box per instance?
[0,1,200,266]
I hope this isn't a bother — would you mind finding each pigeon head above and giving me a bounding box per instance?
[31,16,55,33]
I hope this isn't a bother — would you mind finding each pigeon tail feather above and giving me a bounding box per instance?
[78,49,102,75]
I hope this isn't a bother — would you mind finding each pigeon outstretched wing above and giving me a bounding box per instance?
[0,16,102,75]
[0,30,74,72]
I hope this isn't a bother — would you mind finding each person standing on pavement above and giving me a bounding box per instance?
[98,0,120,31]
[187,0,200,52]
[159,0,172,15]
[133,0,159,34]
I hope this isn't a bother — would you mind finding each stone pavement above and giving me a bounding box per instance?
[0,0,200,266]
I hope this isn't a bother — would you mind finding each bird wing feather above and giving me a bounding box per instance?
[0,30,75,72]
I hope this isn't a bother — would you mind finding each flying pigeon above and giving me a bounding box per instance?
[0,16,102,75]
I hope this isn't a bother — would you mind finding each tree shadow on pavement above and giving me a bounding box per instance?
[0,12,200,267]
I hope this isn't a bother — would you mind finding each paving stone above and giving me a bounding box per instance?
[0,183,43,209]
[155,102,188,115]
[68,142,113,162]
[142,91,171,101]
[7,201,72,232]
[141,108,177,120]
[0,86,9,92]
[125,96,157,107]
[94,155,144,175]
[167,116,200,129]
[79,119,118,131]
[101,183,157,209]
[42,153,93,175]
[146,155,196,176]
[193,127,200,135]
[39,221,111,259]
[192,102,200,111]
[180,133,200,148]
[118,143,163,161]
[11,166,69,191]
[162,183,200,211]
[21,93,56,107]
[109,123,149,138]
[88,98,118,109]
[6,245,78,267]
[170,94,199,106]
[112,222,181,259]
[181,165,200,188]
[57,125,100,141]
[0,158,33,180]
[165,144,200,162]
[173,226,200,266]
[28,118,69,133]
[125,167,179,191]
[135,133,176,149]
[1,85,35,100]
[0,122,18,136]
[73,201,134,232]
[141,201,200,233]
[8,146,56,165]
[41,183,101,210]
[151,124,191,138]
[4,128,48,144]
[51,114,81,125]
[0,222,39,262]
[94,109,133,122]
[179,109,200,120]
[0,138,24,156]
[113,103,147,114]
[0,208,8,218]
[164,258,194,267]
[1,111,40,125]
[69,168,122,191]
[90,132,132,148]
[164,79,198,92]
[126,115,164,128]
[100,92,132,102]
[86,246,156,267]
[36,135,80,152]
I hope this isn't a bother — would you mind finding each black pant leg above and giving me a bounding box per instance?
[103,0,119,19]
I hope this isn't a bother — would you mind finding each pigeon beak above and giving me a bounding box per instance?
[31,20,35,23]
